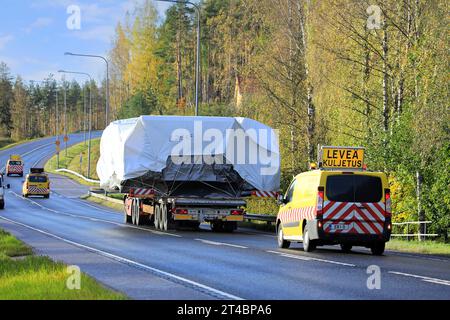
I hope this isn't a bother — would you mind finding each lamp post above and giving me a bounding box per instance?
[64,52,109,127]
[156,0,200,116]
[58,70,93,178]
[30,79,61,167]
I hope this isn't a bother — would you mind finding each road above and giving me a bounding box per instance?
[0,135,449,300]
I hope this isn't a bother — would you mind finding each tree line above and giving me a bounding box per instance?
[107,0,448,238]
[0,63,107,141]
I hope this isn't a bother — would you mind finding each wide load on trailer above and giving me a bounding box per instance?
[97,115,280,232]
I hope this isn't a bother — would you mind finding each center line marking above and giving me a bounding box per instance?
[195,239,248,249]
[388,271,450,287]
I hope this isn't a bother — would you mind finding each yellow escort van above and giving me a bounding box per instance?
[276,146,392,255]
[22,168,50,198]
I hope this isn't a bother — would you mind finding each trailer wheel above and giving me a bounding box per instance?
[161,203,168,231]
[134,199,141,226]
[223,222,237,233]
[154,204,161,230]
[131,199,136,225]
[211,221,224,232]
[123,202,131,224]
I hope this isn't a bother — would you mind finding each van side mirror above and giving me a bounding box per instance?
[277,194,286,205]
[6,184,10,189]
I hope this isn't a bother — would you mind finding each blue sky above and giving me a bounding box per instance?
[0,0,172,83]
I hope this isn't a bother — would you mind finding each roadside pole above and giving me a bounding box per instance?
[55,88,60,169]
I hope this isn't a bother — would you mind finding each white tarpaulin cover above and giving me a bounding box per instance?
[97,116,280,193]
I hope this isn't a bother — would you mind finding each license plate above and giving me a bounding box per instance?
[330,223,350,231]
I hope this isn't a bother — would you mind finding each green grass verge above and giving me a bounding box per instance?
[82,195,123,212]
[0,229,126,300]
[45,139,100,186]
[0,230,33,257]
[386,239,450,257]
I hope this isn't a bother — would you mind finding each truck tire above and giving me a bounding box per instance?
[0,201,4,210]
[302,225,316,252]
[134,200,141,226]
[161,203,168,231]
[154,204,161,230]
[211,221,224,232]
[340,243,353,253]
[223,222,237,233]
[277,224,290,249]
[131,199,136,225]
[371,242,385,256]
[123,201,132,224]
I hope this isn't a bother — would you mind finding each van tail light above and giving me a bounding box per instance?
[231,209,244,215]
[317,187,324,218]
[385,189,392,217]
[173,208,188,215]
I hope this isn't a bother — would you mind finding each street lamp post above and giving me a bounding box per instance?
[58,70,93,178]
[63,83,68,157]
[156,0,200,116]
[29,79,61,166]
[64,52,109,127]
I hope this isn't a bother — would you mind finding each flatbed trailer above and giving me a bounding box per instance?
[123,188,246,232]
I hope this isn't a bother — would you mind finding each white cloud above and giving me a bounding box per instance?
[0,55,19,69]
[0,35,14,51]
[25,17,54,33]
[72,25,116,43]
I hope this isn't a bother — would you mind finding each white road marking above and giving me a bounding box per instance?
[195,238,248,249]
[388,271,450,287]
[9,191,181,238]
[0,216,243,300]
[267,250,356,267]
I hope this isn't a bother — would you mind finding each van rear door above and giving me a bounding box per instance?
[323,174,386,236]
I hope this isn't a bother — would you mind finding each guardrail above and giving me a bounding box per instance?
[391,221,438,240]
[244,213,276,225]
[55,168,100,184]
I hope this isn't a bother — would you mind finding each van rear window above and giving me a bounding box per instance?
[326,175,382,203]
[29,176,47,183]
[9,161,21,165]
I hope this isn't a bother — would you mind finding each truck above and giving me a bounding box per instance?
[6,155,24,177]
[97,116,280,232]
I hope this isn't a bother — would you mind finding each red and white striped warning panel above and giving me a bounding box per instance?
[251,190,279,198]
[27,186,49,194]
[131,188,155,196]
[322,201,386,235]
[7,165,23,173]
[278,205,316,224]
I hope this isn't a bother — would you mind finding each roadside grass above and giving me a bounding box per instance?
[386,239,450,257]
[0,229,126,300]
[45,139,100,186]
[82,195,123,212]
[0,230,33,257]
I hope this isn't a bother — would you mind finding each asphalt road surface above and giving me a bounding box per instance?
[0,134,449,300]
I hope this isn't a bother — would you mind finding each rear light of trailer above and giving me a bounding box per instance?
[385,189,392,217]
[231,209,244,215]
[173,208,188,215]
[317,187,324,217]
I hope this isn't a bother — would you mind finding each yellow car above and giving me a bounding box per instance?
[277,147,391,255]
[22,168,50,198]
